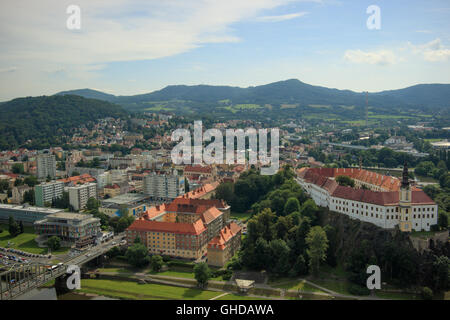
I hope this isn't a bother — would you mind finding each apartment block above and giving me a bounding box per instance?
[36,153,56,180]
[35,181,64,207]
[68,182,97,211]
[143,171,184,200]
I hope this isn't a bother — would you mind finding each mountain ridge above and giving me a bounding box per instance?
[54,79,450,111]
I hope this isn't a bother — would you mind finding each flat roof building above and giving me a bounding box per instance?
[34,211,101,243]
[0,203,63,225]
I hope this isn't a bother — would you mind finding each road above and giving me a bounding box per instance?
[1,232,125,300]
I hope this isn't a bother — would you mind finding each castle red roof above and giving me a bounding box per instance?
[208,222,241,250]
[127,219,206,235]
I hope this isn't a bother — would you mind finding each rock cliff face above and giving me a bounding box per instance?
[317,208,413,263]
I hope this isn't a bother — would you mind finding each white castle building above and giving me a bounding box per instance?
[296,164,438,232]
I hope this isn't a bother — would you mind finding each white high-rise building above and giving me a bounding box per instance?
[34,181,64,207]
[37,153,56,180]
[68,183,98,211]
[144,171,184,200]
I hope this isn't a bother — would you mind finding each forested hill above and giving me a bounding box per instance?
[56,79,450,113]
[0,95,127,150]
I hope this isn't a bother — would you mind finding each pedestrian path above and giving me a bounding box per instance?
[210,292,229,300]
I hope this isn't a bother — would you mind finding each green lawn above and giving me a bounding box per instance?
[148,266,223,281]
[0,224,70,255]
[77,279,223,300]
[319,264,349,279]
[309,278,353,296]
[230,211,252,221]
[415,174,438,183]
[272,279,325,293]
[375,291,421,300]
[97,267,134,274]
[216,293,270,300]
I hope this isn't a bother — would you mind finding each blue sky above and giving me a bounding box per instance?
[0,0,449,100]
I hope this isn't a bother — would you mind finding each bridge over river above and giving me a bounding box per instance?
[0,233,124,300]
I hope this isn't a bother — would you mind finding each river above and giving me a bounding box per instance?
[15,287,117,300]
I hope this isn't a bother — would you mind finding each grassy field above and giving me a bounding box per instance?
[230,211,252,221]
[319,264,349,279]
[271,279,326,293]
[77,279,223,300]
[0,224,69,255]
[308,278,354,296]
[148,266,223,281]
[308,104,331,109]
[224,104,262,113]
[216,293,270,300]
[375,291,421,300]
[415,174,438,183]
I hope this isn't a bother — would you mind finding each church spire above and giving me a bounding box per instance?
[402,161,409,188]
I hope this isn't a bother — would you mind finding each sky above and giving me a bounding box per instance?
[0,0,449,101]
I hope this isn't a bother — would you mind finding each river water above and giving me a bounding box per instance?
[15,287,117,300]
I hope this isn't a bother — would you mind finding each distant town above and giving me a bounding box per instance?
[0,110,449,301]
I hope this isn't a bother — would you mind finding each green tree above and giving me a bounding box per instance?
[335,175,355,187]
[8,216,20,237]
[86,197,100,211]
[284,197,300,216]
[194,262,211,288]
[23,190,35,205]
[125,243,150,268]
[293,254,308,276]
[23,175,38,187]
[306,226,329,277]
[151,255,164,272]
[47,236,61,251]
[431,255,450,292]
[421,287,433,300]
[12,163,24,174]
[301,199,319,224]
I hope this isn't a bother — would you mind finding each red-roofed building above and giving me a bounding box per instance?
[180,181,220,200]
[208,222,241,267]
[126,195,240,264]
[297,166,438,232]
[127,218,209,259]
[59,173,96,186]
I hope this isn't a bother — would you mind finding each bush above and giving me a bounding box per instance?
[222,270,233,281]
[161,255,171,262]
[430,224,440,232]
[47,236,61,251]
[151,255,164,272]
[421,287,433,300]
[348,284,370,296]
[167,260,194,268]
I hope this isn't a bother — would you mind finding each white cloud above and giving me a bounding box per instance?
[408,38,450,62]
[0,0,306,67]
[0,0,316,98]
[256,11,308,22]
[343,49,398,66]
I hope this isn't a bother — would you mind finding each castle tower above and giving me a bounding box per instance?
[398,162,412,232]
